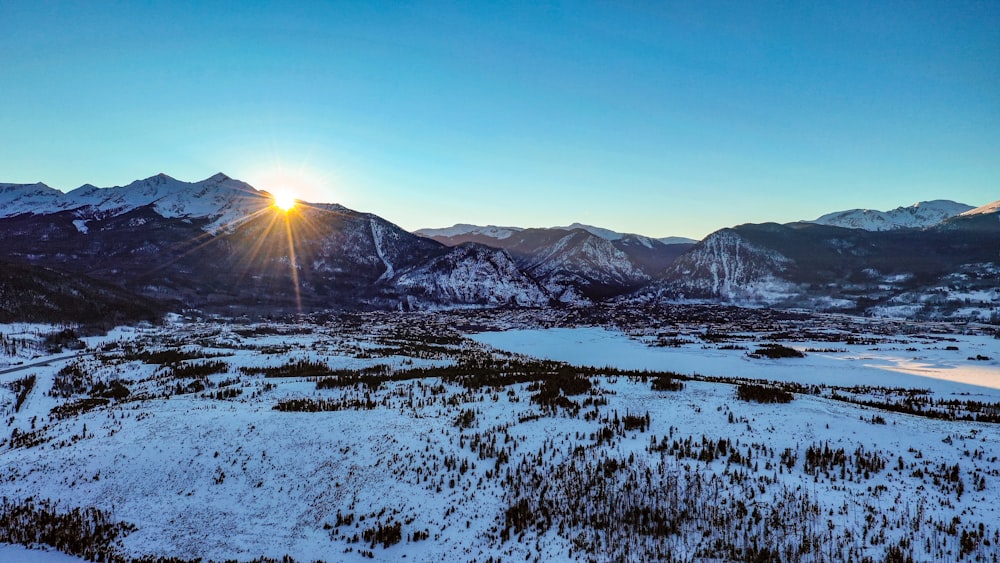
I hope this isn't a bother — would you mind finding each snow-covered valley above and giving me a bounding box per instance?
[2,308,999,562]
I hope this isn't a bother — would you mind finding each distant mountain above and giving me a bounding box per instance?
[0,174,551,314]
[552,223,698,246]
[417,222,697,246]
[417,224,695,302]
[640,206,1000,320]
[415,224,524,241]
[657,236,700,245]
[806,200,974,231]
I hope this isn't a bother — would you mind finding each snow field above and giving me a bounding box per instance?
[1,317,998,561]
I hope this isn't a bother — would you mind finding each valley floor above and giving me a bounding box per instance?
[1,307,999,562]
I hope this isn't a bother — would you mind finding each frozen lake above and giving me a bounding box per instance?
[471,327,1000,397]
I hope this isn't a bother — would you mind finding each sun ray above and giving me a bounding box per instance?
[129,190,328,312]
[129,205,276,284]
[282,212,302,313]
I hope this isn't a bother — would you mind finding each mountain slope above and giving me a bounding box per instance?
[807,200,974,231]
[0,261,163,324]
[0,176,550,313]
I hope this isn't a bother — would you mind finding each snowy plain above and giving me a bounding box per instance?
[1,312,999,561]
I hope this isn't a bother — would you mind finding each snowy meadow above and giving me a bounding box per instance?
[1,306,999,562]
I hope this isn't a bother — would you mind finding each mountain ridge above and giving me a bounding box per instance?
[416,222,697,245]
[806,200,974,231]
[1,173,995,320]
[0,175,552,313]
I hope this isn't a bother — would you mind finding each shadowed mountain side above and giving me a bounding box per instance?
[0,202,550,314]
[0,261,163,324]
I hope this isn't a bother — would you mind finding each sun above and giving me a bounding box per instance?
[273,192,296,212]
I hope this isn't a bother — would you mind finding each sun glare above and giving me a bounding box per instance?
[273,192,296,212]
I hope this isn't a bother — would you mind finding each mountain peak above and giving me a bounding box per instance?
[553,222,625,241]
[206,172,231,183]
[0,182,63,216]
[145,172,176,183]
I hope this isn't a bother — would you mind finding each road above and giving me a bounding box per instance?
[0,351,91,376]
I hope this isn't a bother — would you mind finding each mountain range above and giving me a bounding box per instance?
[416,224,695,302]
[0,174,552,315]
[0,173,996,322]
[644,202,1000,320]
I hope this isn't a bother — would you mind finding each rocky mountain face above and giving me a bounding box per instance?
[807,200,974,231]
[417,225,694,302]
[0,174,551,314]
[643,202,1000,320]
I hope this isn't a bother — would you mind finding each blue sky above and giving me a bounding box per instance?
[1,1,997,239]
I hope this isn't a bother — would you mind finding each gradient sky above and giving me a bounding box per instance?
[1,1,997,239]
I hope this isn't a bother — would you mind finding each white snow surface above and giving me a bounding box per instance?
[0,544,88,562]
[808,199,974,231]
[472,327,1000,395]
[3,319,1000,561]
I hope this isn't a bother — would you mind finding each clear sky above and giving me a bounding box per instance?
[1,1,997,239]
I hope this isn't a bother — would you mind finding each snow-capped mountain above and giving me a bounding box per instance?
[418,222,697,246]
[0,182,65,216]
[552,222,698,245]
[414,224,524,240]
[0,174,550,312]
[657,235,699,245]
[0,173,272,233]
[418,224,695,302]
[807,200,974,231]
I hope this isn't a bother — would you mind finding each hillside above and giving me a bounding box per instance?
[0,261,162,325]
